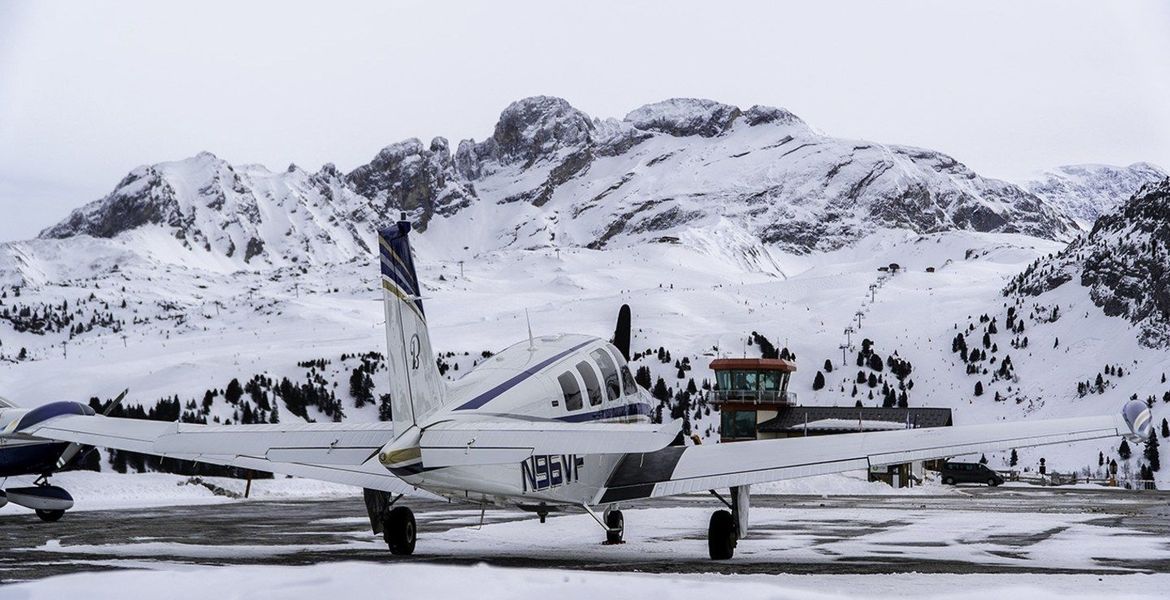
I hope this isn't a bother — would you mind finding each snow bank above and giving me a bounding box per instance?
[8,562,1169,599]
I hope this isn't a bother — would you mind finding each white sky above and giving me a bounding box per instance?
[1,0,1168,242]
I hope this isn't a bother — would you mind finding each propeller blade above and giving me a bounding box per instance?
[104,389,128,415]
[54,389,128,470]
[54,442,83,470]
[613,304,631,361]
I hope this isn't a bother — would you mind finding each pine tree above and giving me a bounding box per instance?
[377,394,393,421]
[1145,430,1161,471]
[974,381,984,396]
[1119,439,1132,460]
[1009,449,1018,467]
[225,378,243,405]
[812,371,826,391]
[979,453,988,465]
[652,377,670,402]
[635,365,652,389]
[823,359,833,373]
[1162,418,1169,439]
[867,373,877,388]
[1098,451,1104,467]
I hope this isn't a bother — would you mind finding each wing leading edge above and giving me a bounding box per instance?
[599,405,1147,503]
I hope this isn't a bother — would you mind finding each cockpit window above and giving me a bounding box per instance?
[590,349,621,402]
[576,361,603,406]
[620,365,638,396]
[557,371,583,411]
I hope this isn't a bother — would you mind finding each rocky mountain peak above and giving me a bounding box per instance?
[488,96,594,165]
[1005,177,1170,348]
[624,98,743,137]
[1023,162,1168,227]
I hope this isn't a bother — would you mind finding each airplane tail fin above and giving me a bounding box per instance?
[379,220,447,437]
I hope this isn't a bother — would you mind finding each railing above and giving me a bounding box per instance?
[705,390,797,405]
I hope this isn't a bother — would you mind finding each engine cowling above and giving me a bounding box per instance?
[5,485,74,511]
[1121,400,1152,443]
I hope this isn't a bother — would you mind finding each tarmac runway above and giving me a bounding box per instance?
[2,486,1169,583]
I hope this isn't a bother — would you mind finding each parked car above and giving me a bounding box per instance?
[940,462,1004,486]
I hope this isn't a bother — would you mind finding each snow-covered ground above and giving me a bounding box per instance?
[3,227,1165,488]
[10,563,1170,600]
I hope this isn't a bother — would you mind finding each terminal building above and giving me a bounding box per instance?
[707,357,953,487]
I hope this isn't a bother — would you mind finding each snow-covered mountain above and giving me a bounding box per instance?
[3,96,1168,486]
[1022,162,1167,228]
[36,96,1078,273]
[1006,177,1170,349]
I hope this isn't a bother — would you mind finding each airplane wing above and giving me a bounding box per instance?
[419,418,681,466]
[21,415,427,496]
[598,402,1150,503]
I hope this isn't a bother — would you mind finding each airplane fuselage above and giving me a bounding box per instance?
[381,333,658,508]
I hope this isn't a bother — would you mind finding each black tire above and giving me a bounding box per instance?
[943,477,955,486]
[708,509,736,560]
[988,478,999,487]
[35,509,65,523]
[605,510,624,543]
[383,506,416,555]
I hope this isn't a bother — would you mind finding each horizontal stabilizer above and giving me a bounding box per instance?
[22,415,425,496]
[420,419,681,467]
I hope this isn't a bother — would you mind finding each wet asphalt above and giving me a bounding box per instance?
[2,486,1169,583]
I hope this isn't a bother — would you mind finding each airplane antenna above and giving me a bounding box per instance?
[526,309,535,351]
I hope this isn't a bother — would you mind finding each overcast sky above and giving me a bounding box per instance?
[1,0,1168,242]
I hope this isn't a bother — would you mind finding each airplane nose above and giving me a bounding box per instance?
[1121,400,1152,442]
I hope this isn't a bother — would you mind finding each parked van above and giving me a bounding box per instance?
[940,462,1004,486]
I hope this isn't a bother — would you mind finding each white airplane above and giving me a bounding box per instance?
[15,219,1153,559]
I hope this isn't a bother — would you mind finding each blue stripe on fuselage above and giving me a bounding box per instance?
[453,340,596,411]
[555,401,652,423]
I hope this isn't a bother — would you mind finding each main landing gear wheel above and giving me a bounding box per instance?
[35,509,65,523]
[605,510,624,544]
[383,506,416,555]
[708,509,737,560]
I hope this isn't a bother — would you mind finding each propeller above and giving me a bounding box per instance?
[613,304,631,361]
[54,389,128,470]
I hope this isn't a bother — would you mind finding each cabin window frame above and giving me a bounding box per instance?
[576,360,603,406]
[590,348,621,402]
[556,370,584,411]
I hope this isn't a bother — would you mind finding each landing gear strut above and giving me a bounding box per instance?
[707,485,749,560]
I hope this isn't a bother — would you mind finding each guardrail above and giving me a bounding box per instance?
[705,390,798,405]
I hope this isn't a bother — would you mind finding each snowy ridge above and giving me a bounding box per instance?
[29,96,1081,274]
[1006,176,1170,348]
[1022,162,1167,228]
